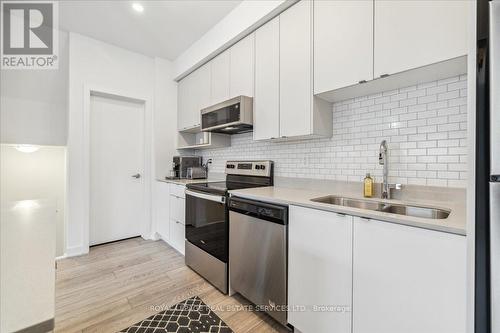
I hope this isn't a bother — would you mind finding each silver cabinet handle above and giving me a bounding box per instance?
[131,173,141,179]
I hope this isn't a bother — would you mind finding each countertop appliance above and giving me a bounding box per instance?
[184,160,274,294]
[186,166,207,179]
[172,156,202,179]
[200,96,253,134]
[228,197,288,326]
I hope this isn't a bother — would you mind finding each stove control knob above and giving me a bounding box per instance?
[260,165,266,170]
[255,165,260,170]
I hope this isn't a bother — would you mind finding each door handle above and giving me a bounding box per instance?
[131,173,141,179]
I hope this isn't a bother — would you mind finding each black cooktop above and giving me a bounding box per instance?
[186,181,268,195]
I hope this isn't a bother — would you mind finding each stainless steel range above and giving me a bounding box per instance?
[184,161,274,294]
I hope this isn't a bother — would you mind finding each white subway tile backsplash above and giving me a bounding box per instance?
[196,75,468,188]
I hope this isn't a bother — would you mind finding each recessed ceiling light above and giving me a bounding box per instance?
[15,145,40,153]
[13,200,41,211]
[132,3,144,13]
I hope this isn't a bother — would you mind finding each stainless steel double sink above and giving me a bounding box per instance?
[310,195,450,220]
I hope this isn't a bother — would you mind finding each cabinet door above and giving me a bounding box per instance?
[177,65,210,130]
[192,63,211,126]
[177,76,191,130]
[155,182,170,240]
[176,197,185,224]
[353,217,466,333]
[374,0,468,77]
[254,17,280,141]
[170,219,185,255]
[169,195,185,225]
[279,0,312,137]
[288,206,353,333]
[210,51,230,105]
[314,0,374,94]
[229,33,255,98]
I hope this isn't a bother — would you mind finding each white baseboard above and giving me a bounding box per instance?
[65,245,89,258]
[55,254,68,261]
[148,232,160,241]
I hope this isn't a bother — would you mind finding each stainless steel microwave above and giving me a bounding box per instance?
[200,96,253,134]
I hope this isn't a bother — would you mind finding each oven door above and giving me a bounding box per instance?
[185,189,228,262]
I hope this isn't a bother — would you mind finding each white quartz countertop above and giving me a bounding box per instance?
[156,173,225,186]
[229,185,466,236]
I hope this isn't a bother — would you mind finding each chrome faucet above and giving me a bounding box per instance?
[202,158,212,174]
[379,140,402,199]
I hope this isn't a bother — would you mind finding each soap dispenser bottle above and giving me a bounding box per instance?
[364,173,374,198]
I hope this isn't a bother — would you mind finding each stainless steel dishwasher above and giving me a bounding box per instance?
[228,196,288,326]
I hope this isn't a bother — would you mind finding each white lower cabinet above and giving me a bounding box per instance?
[169,218,185,255]
[168,191,185,255]
[352,216,466,333]
[154,181,171,240]
[169,194,185,225]
[288,206,353,333]
[288,207,466,333]
[155,182,186,255]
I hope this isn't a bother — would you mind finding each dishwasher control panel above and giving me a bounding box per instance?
[229,197,287,224]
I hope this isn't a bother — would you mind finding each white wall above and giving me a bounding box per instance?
[0,31,69,145]
[154,57,178,179]
[173,0,293,79]
[67,33,176,256]
[0,145,66,256]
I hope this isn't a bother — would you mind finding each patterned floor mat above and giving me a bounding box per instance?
[119,296,233,333]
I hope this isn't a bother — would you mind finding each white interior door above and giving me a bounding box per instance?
[90,94,145,246]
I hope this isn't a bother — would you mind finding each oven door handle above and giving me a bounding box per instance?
[185,189,226,204]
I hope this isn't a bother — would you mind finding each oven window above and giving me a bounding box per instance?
[185,192,228,262]
[202,103,240,129]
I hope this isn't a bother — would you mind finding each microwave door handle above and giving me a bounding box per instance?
[185,189,226,204]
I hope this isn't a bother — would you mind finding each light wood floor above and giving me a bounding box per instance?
[55,237,289,333]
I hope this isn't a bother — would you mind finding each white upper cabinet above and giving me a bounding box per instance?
[288,206,353,333]
[254,17,280,141]
[279,0,312,137]
[352,217,466,333]
[279,0,332,139]
[194,63,211,115]
[229,33,255,98]
[314,0,374,94]
[210,51,230,105]
[253,0,332,140]
[374,0,468,77]
[177,63,210,130]
[177,74,193,130]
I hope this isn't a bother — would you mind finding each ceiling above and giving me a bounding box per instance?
[59,0,242,60]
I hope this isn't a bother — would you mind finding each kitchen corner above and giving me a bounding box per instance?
[7,0,487,332]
